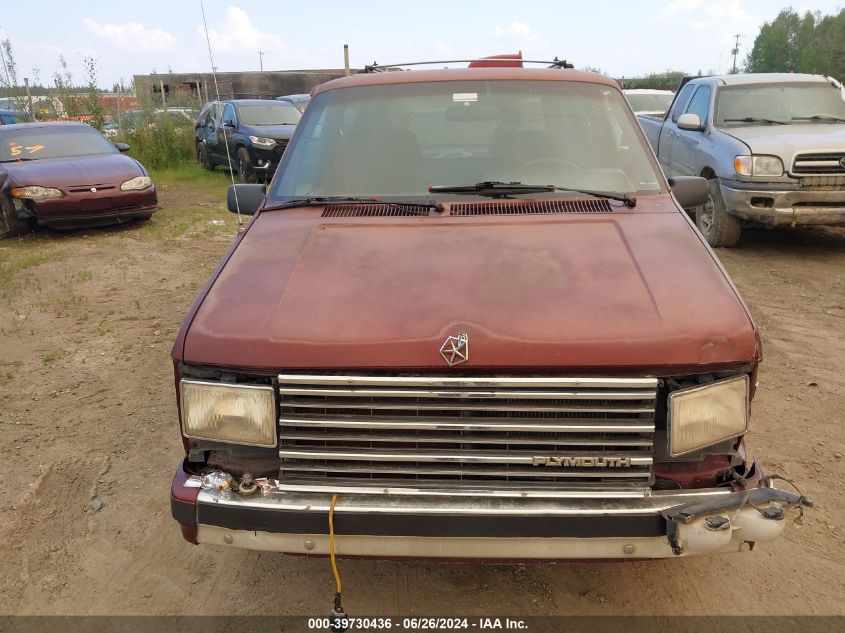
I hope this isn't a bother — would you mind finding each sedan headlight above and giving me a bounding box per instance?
[249,135,277,148]
[120,176,152,191]
[11,186,65,200]
[180,379,276,447]
[733,155,784,177]
[668,375,749,457]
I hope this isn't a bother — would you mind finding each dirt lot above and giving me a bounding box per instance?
[0,173,843,617]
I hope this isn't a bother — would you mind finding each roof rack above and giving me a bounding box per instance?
[224,93,276,100]
[363,57,576,73]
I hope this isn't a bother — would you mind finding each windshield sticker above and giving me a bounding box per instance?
[452,92,478,103]
[8,143,45,157]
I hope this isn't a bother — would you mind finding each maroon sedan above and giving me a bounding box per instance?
[0,122,158,237]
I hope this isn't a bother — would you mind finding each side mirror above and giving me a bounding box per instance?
[668,176,709,209]
[227,184,266,215]
[677,113,704,131]
[114,142,130,152]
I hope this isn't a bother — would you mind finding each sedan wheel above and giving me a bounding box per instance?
[0,195,30,240]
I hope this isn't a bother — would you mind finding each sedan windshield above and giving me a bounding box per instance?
[269,80,664,200]
[0,126,119,161]
[238,103,301,126]
[625,93,674,115]
[715,83,845,126]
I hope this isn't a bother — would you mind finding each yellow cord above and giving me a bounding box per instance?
[329,493,342,595]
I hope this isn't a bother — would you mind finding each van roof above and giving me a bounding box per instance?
[313,68,619,96]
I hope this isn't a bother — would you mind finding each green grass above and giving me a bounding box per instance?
[40,353,57,365]
[149,165,232,189]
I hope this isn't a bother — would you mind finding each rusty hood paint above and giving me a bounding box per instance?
[176,196,758,373]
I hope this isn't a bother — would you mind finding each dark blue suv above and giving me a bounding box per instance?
[194,99,301,182]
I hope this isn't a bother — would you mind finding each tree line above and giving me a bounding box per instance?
[745,8,845,80]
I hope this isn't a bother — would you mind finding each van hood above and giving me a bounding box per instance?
[720,122,845,158]
[178,198,758,373]
[0,153,144,188]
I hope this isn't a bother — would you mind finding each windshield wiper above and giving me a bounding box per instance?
[263,196,443,215]
[0,157,35,162]
[428,181,636,208]
[791,114,845,123]
[723,117,790,125]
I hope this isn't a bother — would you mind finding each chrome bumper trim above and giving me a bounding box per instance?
[196,486,732,516]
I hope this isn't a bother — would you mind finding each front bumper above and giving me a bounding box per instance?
[720,182,845,226]
[25,187,159,229]
[247,145,286,174]
[171,462,810,561]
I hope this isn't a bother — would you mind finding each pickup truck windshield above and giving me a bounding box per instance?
[715,82,845,126]
[0,126,117,161]
[269,80,664,200]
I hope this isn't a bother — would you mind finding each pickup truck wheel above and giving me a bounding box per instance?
[0,195,30,239]
[696,179,742,247]
[237,148,257,184]
[196,143,215,171]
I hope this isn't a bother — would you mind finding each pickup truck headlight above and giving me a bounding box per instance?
[249,135,277,148]
[734,155,784,177]
[668,375,749,457]
[120,176,152,191]
[11,186,65,200]
[180,379,276,447]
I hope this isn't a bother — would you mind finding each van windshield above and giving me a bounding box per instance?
[268,80,664,201]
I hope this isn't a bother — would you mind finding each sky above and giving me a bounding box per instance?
[1,0,843,89]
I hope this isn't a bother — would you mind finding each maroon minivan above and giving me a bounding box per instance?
[170,62,810,563]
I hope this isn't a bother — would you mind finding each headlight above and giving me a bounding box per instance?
[120,176,152,191]
[11,186,65,200]
[668,375,749,457]
[249,135,277,148]
[733,155,784,177]
[180,379,276,447]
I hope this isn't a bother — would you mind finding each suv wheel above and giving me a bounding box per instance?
[197,143,215,171]
[0,195,30,240]
[696,179,742,248]
[237,148,256,183]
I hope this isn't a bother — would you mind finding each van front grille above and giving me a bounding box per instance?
[277,373,658,496]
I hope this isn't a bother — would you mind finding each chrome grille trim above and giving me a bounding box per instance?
[277,373,658,495]
[792,151,845,175]
[277,374,657,389]
[279,416,654,434]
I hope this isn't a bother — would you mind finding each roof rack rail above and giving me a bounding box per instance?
[224,93,276,100]
[363,57,576,73]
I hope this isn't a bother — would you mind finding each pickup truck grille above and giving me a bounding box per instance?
[792,152,845,175]
[277,374,658,495]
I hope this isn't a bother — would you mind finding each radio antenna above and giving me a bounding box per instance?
[199,0,243,228]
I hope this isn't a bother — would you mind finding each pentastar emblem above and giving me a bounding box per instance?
[439,333,469,366]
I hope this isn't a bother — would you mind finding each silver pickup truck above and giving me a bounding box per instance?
[638,73,845,246]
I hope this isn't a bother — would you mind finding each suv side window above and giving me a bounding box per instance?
[685,85,712,125]
[222,104,237,127]
[197,104,212,127]
[669,83,697,123]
